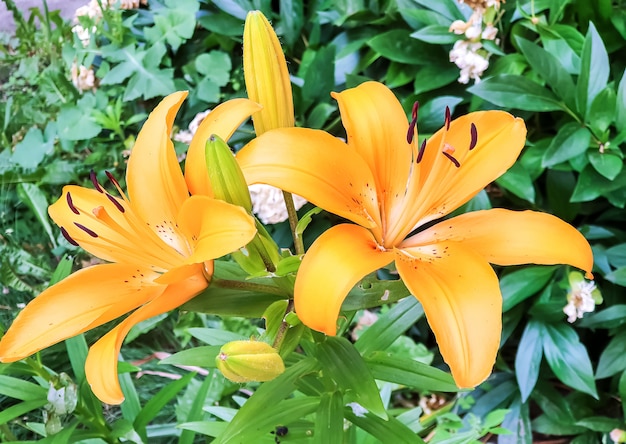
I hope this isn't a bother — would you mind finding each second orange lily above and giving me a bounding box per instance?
[237,81,594,388]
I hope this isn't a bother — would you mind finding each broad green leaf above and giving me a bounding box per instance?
[576,22,610,118]
[541,323,597,398]
[342,275,411,311]
[606,243,626,267]
[11,127,53,168]
[496,161,535,203]
[179,370,216,444]
[620,370,626,419]
[571,165,626,202]
[134,372,196,442]
[588,87,616,135]
[301,45,336,107]
[345,407,425,444]
[515,37,576,110]
[413,0,466,21]
[469,75,564,111]
[537,25,582,74]
[65,334,88,383]
[365,351,459,392]
[279,0,304,46]
[355,297,424,354]
[588,151,623,181]
[541,123,591,167]
[187,328,246,345]
[411,25,459,44]
[575,416,622,433]
[119,362,141,422]
[144,0,198,51]
[617,70,626,133]
[499,396,532,444]
[419,96,463,133]
[315,391,344,444]
[546,169,580,222]
[178,421,227,438]
[56,106,102,141]
[214,358,320,444]
[0,375,47,401]
[500,266,556,311]
[399,8,452,27]
[314,337,386,419]
[595,330,626,379]
[606,266,626,287]
[578,305,626,329]
[413,63,459,94]
[515,320,544,401]
[195,51,231,86]
[159,345,221,368]
[16,183,56,247]
[531,381,585,434]
[197,11,243,36]
[367,30,442,65]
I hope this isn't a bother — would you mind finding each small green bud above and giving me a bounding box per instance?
[216,340,285,383]
[205,134,252,212]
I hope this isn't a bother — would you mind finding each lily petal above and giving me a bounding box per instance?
[395,241,501,388]
[0,264,163,362]
[177,195,257,264]
[85,268,207,404]
[332,82,412,223]
[126,92,190,250]
[185,98,262,196]
[295,224,393,335]
[49,186,184,271]
[403,209,593,279]
[238,128,381,229]
[399,111,526,234]
[243,10,294,134]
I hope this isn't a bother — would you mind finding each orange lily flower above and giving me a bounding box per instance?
[237,81,594,388]
[0,92,258,404]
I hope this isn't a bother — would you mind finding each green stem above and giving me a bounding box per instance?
[212,278,290,297]
[283,191,305,255]
[272,299,295,350]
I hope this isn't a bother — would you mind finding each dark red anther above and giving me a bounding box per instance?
[66,192,79,215]
[60,227,79,246]
[416,138,427,163]
[106,193,126,213]
[444,106,451,130]
[74,222,98,238]
[406,101,420,144]
[105,170,122,190]
[469,123,477,150]
[411,101,419,121]
[442,151,460,168]
[90,170,104,193]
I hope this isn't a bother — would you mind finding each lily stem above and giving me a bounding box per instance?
[282,190,305,255]
[212,278,290,297]
[272,299,295,350]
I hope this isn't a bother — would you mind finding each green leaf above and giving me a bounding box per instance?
[0,399,48,425]
[179,370,216,444]
[620,370,626,419]
[515,320,544,402]
[315,391,344,444]
[187,328,246,345]
[531,381,585,435]
[588,151,623,180]
[499,397,532,444]
[496,161,535,203]
[159,345,221,368]
[571,165,626,202]
[541,323,597,398]
[413,0,465,21]
[345,407,425,444]
[578,305,626,329]
[301,45,336,107]
[576,22,610,118]
[575,416,622,433]
[355,297,424,354]
[606,243,626,267]
[134,372,195,441]
[410,25,459,44]
[365,351,459,392]
[214,358,320,444]
[16,183,56,247]
[413,64,459,94]
[314,336,387,419]
[595,330,626,378]
[501,266,556,311]
[279,0,304,46]
[144,0,198,51]
[588,87,616,134]
[469,74,564,111]
[65,334,88,383]
[11,127,54,168]
[342,275,411,311]
[195,51,231,86]
[617,70,626,133]
[515,37,576,110]
[606,266,626,287]
[0,375,47,401]
[368,29,442,65]
[541,122,591,167]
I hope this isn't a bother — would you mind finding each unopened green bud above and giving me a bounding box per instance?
[205,134,252,212]
[216,340,285,383]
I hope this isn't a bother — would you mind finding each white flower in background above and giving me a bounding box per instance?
[173,110,211,145]
[449,40,490,84]
[70,62,97,92]
[72,0,148,46]
[563,272,601,323]
[248,184,307,225]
